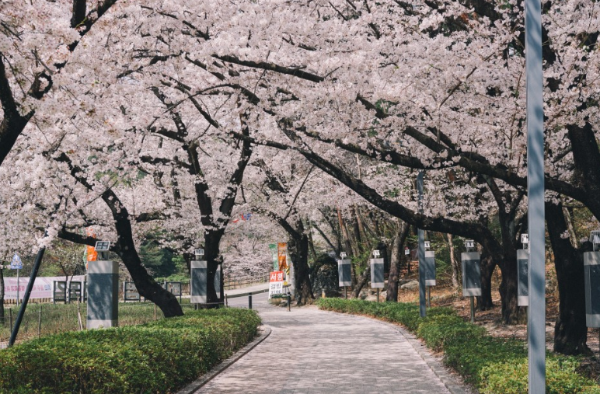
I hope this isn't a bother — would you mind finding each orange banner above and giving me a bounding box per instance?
[277,243,287,270]
[86,228,97,262]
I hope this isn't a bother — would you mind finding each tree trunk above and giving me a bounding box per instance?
[497,253,518,323]
[386,223,410,302]
[446,233,460,288]
[547,202,590,355]
[288,225,314,306]
[0,57,33,168]
[114,214,184,317]
[477,251,495,310]
[352,266,370,298]
[203,230,225,307]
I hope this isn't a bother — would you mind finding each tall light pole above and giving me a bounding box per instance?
[417,171,426,318]
[526,0,545,391]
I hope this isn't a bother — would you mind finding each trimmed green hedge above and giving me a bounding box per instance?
[318,298,600,393]
[0,309,261,394]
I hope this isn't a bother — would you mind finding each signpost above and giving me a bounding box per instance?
[584,231,600,329]
[518,234,530,307]
[123,282,141,302]
[461,240,481,323]
[370,250,384,302]
[10,254,23,307]
[337,252,351,299]
[423,243,436,307]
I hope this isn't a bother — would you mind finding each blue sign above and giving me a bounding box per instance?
[10,254,23,270]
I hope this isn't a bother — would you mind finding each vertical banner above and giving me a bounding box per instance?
[277,243,288,271]
[86,228,97,263]
[268,244,278,270]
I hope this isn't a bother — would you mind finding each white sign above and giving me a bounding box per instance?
[373,250,380,257]
[340,252,347,258]
[424,241,430,249]
[10,254,22,270]
[405,248,410,255]
[268,271,285,298]
[465,240,475,249]
[521,234,529,245]
[194,248,205,257]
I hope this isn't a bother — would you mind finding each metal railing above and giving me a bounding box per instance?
[223,273,270,290]
[224,285,291,311]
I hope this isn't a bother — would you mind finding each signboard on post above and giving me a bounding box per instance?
[584,251,600,327]
[68,281,82,303]
[337,259,352,287]
[53,281,67,304]
[10,254,22,270]
[461,252,482,296]
[370,258,384,289]
[123,282,141,302]
[518,249,529,306]
[269,271,285,298]
[424,251,436,286]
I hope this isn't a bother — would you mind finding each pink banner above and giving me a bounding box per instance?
[2,276,85,299]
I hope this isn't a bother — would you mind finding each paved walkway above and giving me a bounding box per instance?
[197,293,467,394]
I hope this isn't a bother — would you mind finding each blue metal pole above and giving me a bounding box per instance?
[418,171,426,318]
[526,0,545,391]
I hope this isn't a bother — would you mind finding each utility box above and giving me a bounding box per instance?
[370,258,384,289]
[584,252,600,327]
[87,260,119,329]
[461,252,481,296]
[338,258,352,287]
[517,249,529,306]
[424,251,436,286]
[190,260,207,304]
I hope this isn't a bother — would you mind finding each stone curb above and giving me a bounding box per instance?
[382,322,475,394]
[327,310,475,394]
[176,326,272,394]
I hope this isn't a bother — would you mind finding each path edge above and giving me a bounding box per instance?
[382,321,473,394]
[176,325,272,394]
[325,309,473,394]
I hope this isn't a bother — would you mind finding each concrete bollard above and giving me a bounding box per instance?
[87,261,119,329]
[191,261,207,304]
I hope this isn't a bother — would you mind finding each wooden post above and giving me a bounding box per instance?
[38,306,42,338]
[9,308,12,332]
[77,300,83,331]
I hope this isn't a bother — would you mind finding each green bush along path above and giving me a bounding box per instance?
[0,309,260,394]
[318,299,600,394]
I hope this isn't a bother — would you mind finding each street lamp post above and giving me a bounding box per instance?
[525,0,545,390]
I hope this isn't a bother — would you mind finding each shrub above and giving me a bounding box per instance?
[480,358,600,394]
[317,299,600,393]
[0,308,261,394]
